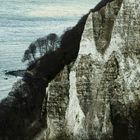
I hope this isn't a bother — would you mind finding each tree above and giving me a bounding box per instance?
[22,33,60,65]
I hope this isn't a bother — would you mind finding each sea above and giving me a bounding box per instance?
[0,0,100,99]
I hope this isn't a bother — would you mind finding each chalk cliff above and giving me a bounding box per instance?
[0,0,140,140]
[40,0,140,139]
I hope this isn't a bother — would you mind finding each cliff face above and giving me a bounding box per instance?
[41,0,140,139]
[0,0,139,139]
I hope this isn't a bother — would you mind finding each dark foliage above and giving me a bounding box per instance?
[25,14,88,82]
[22,33,60,65]
[90,0,114,12]
[0,80,46,140]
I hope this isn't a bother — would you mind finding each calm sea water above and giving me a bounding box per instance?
[0,0,100,99]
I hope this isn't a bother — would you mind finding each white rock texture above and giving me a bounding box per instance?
[36,0,140,139]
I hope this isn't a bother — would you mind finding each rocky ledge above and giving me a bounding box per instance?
[5,70,25,77]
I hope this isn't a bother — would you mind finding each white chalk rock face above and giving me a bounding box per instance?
[40,0,140,139]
